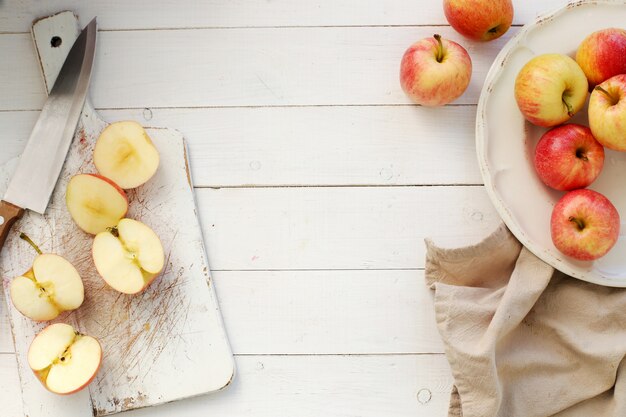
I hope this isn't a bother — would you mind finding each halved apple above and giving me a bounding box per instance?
[93,121,160,189]
[66,174,128,235]
[28,323,102,395]
[10,234,84,321]
[92,218,165,294]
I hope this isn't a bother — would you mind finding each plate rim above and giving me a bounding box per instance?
[475,0,626,287]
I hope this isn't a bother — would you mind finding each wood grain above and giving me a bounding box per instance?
[0,201,24,253]
[0,0,565,31]
[0,27,515,110]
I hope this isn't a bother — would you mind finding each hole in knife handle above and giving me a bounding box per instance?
[50,36,62,48]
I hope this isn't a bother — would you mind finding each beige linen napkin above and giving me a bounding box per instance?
[425,224,626,417]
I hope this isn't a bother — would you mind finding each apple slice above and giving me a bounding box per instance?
[93,218,165,294]
[66,174,128,235]
[28,323,102,395]
[94,121,160,189]
[10,234,84,321]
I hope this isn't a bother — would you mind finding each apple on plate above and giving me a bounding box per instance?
[92,218,165,294]
[576,28,626,87]
[443,0,513,41]
[66,174,128,235]
[534,124,605,191]
[94,121,160,189]
[399,34,472,106]
[28,323,102,395]
[10,234,84,321]
[551,189,620,261]
[588,74,626,151]
[515,54,588,127]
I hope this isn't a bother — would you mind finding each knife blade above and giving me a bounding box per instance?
[0,17,97,251]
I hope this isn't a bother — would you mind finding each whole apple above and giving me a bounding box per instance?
[443,0,513,41]
[576,28,626,87]
[534,124,605,191]
[399,34,472,106]
[588,74,626,151]
[515,54,588,127]
[551,189,620,261]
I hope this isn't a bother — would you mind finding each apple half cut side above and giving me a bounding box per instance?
[28,323,102,395]
[93,218,165,294]
[10,253,84,321]
[66,174,129,235]
[94,120,160,189]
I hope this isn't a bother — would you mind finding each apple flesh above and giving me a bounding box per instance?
[66,174,128,235]
[28,323,102,395]
[10,250,84,321]
[443,0,513,42]
[534,124,604,191]
[576,28,626,87]
[515,54,588,127]
[94,121,160,189]
[400,34,472,106]
[588,74,626,151]
[551,189,620,261]
[92,218,165,294]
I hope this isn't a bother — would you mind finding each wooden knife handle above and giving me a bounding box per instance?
[0,200,25,252]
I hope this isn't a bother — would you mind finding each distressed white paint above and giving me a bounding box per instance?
[0,13,233,417]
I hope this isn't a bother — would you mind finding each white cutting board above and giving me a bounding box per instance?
[0,11,234,417]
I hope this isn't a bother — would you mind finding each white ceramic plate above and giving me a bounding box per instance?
[477,0,626,287]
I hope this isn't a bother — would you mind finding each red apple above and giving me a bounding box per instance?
[534,124,605,191]
[576,28,626,87]
[588,74,626,151]
[400,34,472,106]
[443,0,513,41]
[515,54,588,127]
[551,189,620,261]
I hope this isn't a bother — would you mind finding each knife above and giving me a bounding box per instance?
[0,18,97,252]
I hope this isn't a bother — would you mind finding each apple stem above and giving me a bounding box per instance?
[107,226,119,237]
[562,95,574,117]
[433,34,444,63]
[19,233,42,255]
[595,86,617,105]
[568,216,585,231]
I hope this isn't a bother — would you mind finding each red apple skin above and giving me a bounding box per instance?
[400,35,472,106]
[534,124,605,191]
[85,174,128,207]
[576,28,626,87]
[551,189,620,261]
[443,0,513,42]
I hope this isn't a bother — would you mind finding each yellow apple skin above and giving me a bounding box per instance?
[400,34,472,106]
[515,54,588,127]
[589,74,626,151]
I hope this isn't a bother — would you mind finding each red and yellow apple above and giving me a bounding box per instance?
[66,174,128,235]
[10,234,84,321]
[94,121,160,189]
[28,323,102,395]
[92,218,165,294]
[515,54,588,127]
[534,124,604,191]
[551,189,620,261]
[576,28,626,87]
[588,74,626,151]
[443,0,513,42]
[399,34,472,106]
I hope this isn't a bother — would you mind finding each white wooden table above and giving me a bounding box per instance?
[0,1,567,416]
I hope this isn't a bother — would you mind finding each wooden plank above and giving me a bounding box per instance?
[0,26,515,110]
[2,105,481,187]
[0,0,565,31]
[0,353,453,417]
[2,270,444,356]
[198,186,500,271]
